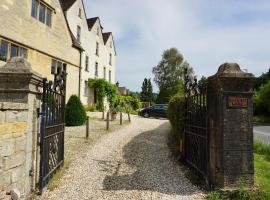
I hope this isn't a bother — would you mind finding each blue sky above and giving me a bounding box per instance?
[85,0,270,92]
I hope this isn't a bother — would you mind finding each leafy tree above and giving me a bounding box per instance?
[140,78,148,102]
[140,78,154,102]
[147,79,154,102]
[65,95,87,126]
[255,68,270,90]
[198,76,208,89]
[153,48,193,103]
[254,80,270,116]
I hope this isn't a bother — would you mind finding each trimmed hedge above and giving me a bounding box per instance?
[65,95,87,126]
[167,94,185,140]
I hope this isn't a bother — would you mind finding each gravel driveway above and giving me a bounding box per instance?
[43,115,204,200]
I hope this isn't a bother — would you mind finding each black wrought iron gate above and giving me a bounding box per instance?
[184,73,209,181]
[39,69,66,192]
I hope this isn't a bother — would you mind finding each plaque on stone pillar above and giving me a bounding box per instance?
[228,96,248,109]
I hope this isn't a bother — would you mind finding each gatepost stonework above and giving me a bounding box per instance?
[207,63,255,188]
[0,58,42,199]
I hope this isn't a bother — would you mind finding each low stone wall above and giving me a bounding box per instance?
[0,58,42,199]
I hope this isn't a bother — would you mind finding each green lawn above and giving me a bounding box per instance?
[207,141,270,200]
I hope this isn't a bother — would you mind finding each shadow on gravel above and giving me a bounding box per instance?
[102,122,200,196]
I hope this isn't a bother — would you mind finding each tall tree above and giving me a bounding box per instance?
[147,79,154,102]
[153,48,193,103]
[140,78,154,102]
[140,78,148,102]
[255,68,270,90]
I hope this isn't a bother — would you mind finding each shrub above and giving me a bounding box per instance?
[65,95,87,126]
[167,94,185,140]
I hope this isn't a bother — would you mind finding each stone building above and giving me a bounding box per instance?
[0,0,83,101]
[61,0,117,105]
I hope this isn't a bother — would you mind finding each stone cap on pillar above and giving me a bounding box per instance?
[214,63,254,78]
[0,57,42,79]
[0,57,43,102]
[208,63,255,93]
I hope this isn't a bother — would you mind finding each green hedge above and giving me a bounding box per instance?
[65,95,87,126]
[167,94,185,140]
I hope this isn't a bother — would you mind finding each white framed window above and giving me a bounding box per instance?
[84,81,88,96]
[77,26,81,42]
[85,55,89,71]
[109,53,112,65]
[96,42,99,56]
[97,27,100,36]
[109,70,112,83]
[95,62,98,77]
[78,8,82,18]
[103,67,106,79]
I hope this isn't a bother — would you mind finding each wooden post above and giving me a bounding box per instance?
[86,117,90,139]
[106,111,110,130]
[128,112,131,122]
[120,112,123,125]
[102,111,105,120]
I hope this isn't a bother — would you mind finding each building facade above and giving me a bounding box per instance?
[61,0,117,105]
[0,0,82,101]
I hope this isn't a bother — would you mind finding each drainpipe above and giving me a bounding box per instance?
[78,51,82,99]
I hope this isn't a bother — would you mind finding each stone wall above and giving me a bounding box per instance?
[0,58,42,199]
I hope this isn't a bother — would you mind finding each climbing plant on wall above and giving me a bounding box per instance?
[88,78,117,111]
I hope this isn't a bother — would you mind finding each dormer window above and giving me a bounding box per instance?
[78,8,82,18]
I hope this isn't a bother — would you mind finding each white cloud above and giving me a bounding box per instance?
[84,0,270,92]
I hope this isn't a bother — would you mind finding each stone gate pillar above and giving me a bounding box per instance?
[207,63,255,188]
[0,58,42,199]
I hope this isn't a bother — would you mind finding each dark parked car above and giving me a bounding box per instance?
[139,104,168,118]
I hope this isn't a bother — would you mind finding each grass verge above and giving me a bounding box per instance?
[207,141,270,200]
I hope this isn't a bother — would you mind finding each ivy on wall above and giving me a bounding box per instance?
[88,78,117,111]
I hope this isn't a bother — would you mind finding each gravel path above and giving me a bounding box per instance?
[44,115,204,200]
